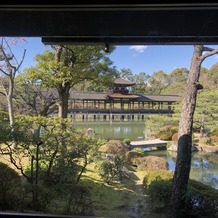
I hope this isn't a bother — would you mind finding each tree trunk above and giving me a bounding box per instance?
[168,134,192,217]
[168,45,204,218]
[58,86,70,119]
[7,86,15,126]
[53,45,71,119]
[7,76,16,149]
[0,39,26,149]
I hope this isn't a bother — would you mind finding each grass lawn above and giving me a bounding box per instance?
[0,152,167,217]
[81,162,153,217]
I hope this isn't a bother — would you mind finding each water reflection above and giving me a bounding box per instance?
[190,153,218,189]
[73,120,146,140]
[73,120,218,190]
[145,150,218,189]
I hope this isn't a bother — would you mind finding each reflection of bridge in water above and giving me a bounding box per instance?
[130,139,167,150]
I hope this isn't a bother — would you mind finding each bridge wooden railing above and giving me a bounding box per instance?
[68,108,174,114]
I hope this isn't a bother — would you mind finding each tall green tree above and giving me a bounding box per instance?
[194,89,218,134]
[119,68,133,80]
[131,72,150,94]
[208,62,218,85]
[168,68,189,84]
[148,70,168,94]
[199,67,211,90]
[22,45,117,118]
[163,68,188,95]
[169,45,218,218]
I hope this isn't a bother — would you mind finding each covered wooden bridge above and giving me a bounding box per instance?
[68,78,180,121]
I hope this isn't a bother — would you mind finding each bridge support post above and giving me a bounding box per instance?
[138,113,140,120]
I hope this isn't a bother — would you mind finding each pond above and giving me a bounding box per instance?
[73,120,218,189]
[73,120,146,141]
[144,150,218,189]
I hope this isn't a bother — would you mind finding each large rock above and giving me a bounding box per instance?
[86,128,95,137]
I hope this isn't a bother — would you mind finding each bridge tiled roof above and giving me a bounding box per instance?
[69,91,180,102]
[137,94,180,102]
[114,77,136,86]
[108,93,139,99]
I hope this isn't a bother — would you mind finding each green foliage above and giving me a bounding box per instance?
[208,62,218,85]
[129,71,151,94]
[208,128,218,137]
[132,147,145,154]
[86,138,106,163]
[134,156,169,171]
[0,110,9,121]
[95,153,125,184]
[206,128,218,146]
[0,118,33,145]
[194,89,218,133]
[145,114,179,137]
[163,82,186,96]
[168,68,189,83]
[143,170,218,217]
[123,138,131,145]
[146,179,173,213]
[0,122,11,142]
[95,160,114,184]
[102,140,129,159]
[0,114,103,213]
[162,68,188,95]
[140,66,218,140]
[96,140,129,184]
[143,170,173,192]
[22,45,117,91]
[79,176,134,217]
[0,162,23,210]
[60,184,94,216]
[184,179,218,217]
[125,150,144,164]
[154,125,178,141]
[147,70,169,94]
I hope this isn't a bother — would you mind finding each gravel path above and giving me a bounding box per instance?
[125,167,167,218]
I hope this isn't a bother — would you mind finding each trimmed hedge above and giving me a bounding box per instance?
[143,170,218,217]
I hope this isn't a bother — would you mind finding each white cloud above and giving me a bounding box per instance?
[129,45,147,53]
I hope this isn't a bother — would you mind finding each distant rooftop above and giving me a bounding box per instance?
[108,92,139,99]
[114,77,136,86]
[69,91,180,102]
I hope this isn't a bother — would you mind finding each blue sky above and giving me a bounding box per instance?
[11,37,218,76]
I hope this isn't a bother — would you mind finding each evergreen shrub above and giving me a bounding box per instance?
[143,170,218,217]
[0,162,23,211]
